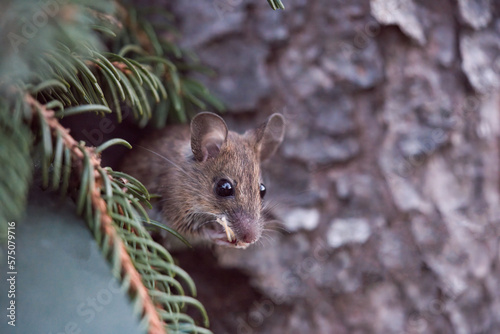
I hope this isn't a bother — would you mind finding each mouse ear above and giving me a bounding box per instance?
[191,112,228,162]
[254,113,285,161]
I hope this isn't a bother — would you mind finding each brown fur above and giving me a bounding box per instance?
[121,112,285,248]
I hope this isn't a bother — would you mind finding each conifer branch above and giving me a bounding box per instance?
[1,0,283,331]
[24,92,211,333]
[26,94,168,333]
[268,0,285,10]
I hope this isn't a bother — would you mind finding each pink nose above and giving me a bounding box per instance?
[231,213,260,244]
[238,227,258,244]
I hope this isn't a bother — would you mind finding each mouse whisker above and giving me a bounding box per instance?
[262,199,279,210]
[260,234,274,246]
[137,145,192,179]
[196,219,218,229]
[265,220,290,233]
[262,228,283,235]
[261,230,277,240]
[256,238,265,248]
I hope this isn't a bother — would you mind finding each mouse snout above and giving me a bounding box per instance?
[229,211,261,244]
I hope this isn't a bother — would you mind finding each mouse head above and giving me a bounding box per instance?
[188,112,285,248]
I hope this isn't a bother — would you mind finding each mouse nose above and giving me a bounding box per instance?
[230,212,261,244]
[239,227,257,244]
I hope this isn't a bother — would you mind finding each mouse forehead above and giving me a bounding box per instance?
[215,132,261,183]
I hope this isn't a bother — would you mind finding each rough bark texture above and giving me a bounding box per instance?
[167,1,500,333]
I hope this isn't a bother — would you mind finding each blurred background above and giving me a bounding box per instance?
[160,1,500,333]
[2,0,500,333]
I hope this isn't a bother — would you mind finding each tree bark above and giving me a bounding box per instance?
[169,1,500,333]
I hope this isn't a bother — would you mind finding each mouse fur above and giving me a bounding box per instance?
[120,112,285,248]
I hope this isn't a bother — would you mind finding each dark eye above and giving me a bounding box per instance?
[259,183,266,198]
[215,179,234,197]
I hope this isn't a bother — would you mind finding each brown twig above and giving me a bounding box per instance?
[26,94,167,334]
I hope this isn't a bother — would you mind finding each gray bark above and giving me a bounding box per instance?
[169,1,500,333]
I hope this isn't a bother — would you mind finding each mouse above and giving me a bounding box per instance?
[120,112,285,249]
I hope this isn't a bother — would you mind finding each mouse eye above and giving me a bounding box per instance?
[215,179,234,197]
[259,183,266,198]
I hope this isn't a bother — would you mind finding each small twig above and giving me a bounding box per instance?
[216,216,235,243]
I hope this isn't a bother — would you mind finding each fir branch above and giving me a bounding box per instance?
[31,47,167,126]
[26,95,211,333]
[26,94,167,333]
[0,97,33,239]
[1,0,285,331]
[113,5,225,127]
[267,0,285,10]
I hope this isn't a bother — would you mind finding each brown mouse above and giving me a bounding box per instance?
[121,112,285,248]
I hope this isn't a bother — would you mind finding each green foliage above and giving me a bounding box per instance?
[0,97,33,241]
[0,0,113,83]
[268,0,285,10]
[110,5,225,127]
[0,0,284,332]
[0,0,215,331]
[108,168,211,331]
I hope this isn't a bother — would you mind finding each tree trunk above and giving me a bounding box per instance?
[169,1,500,333]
